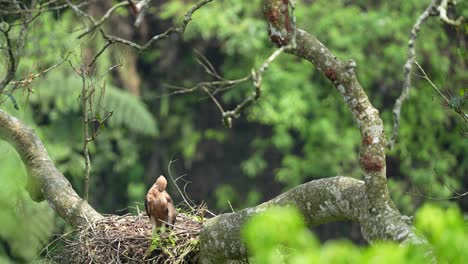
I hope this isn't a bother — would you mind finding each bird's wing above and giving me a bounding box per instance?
[144,194,150,217]
[167,202,176,225]
[164,192,172,203]
[164,192,177,225]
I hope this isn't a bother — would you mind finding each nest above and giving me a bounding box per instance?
[49,210,204,264]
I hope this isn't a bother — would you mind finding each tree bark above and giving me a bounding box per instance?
[195,0,426,262]
[0,1,435,263]
[0,109,102,227]
[197,177,422,263]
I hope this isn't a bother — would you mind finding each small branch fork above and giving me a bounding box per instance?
[0,0,86,15]
[165,35,293,129]
[0,0,38,95]
[166,1,297,128]
[67,53,115,201]
[407,170,468,201]
[220,45,291,128]
[70,0,296,127]
[413,61,467,122]
[70,0,296,128]
[389,0,465,149]
[65,0,214,67]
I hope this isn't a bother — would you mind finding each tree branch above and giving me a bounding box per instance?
[0,109,102,227]
[198,177,419,262]
[389,0,438,149]
[278,29,391,207]
[389,0,465,148]
[82,0,213,64]
[0,0,36,94]
[181,2,429,262]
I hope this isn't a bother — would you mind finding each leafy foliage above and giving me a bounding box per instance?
[159,0,467,213]
[0,0,466,261]
[242,204,468,263]
[0,142,56,263]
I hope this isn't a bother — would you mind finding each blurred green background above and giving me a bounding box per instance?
[0,0,466,262]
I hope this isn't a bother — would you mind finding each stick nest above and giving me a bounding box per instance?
[49,209,204,264]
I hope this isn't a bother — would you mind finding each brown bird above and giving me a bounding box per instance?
[145,175,176,232]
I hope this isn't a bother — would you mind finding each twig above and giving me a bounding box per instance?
[413,61,467,122]
[167,157,196,212]
[437,0,464,26]
[95,0,213,56]
[413,61,450,102]
[202,87,224,113]
[6,51,72,86]
[0,0,36,94]
[227,200,235,213]
[89,39,112,67]
[407,190,468,200]
[77,1,129,39]
[194,49,223,80]
[221,45,290,127]
[0,0,87,15]
[389,0,465,148]
[389,0,437,149]
[80,65,91,201]
[65,0,95,24]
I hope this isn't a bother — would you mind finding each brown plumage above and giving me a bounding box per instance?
[145,175,176,231]
[126,0,140,15]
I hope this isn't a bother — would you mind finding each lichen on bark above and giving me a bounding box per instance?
[196,1,425,262]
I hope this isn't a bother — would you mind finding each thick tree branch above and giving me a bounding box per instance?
[0,109,102,227]
[195,1,427,262]
[290,32,388,201]
[198,177,419,263]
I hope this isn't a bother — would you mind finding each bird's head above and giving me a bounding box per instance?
[155,175,168,192]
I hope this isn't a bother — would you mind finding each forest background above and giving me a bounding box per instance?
[0,0,466,262]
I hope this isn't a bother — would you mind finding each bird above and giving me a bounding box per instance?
[126,0,150,27]
[145,175,177,233]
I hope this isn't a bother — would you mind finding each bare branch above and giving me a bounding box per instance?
[194,49,223,80]
[88,38,112,67]
[389,0,465,149]
[389,0,437,149]
[169,1,298,128]
[80,65,92,201]
[91,0,213,58]
[0,1,88,15]
[6,51,71,87]
[437,0,464,26]
[413,61,467,122]
[0,24,17,93]
[0,0,36,93]
[220,45,290,127]
[65,0,95,24]
[407,190,468,200]
[77,1,129,39]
